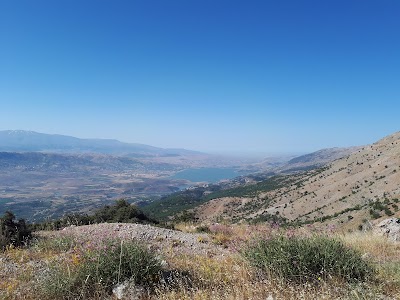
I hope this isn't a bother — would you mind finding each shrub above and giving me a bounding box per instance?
[32,199,157,231]
[174,211,198,223]
[196,225,211,233]
[42,239,161,298]
[384,208,394,216]
[242,235,373,283]
[0,211,31,250]
[369,209,381,219]
[93,199,154,224]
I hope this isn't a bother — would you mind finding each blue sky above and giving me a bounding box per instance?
[1,1,399,154]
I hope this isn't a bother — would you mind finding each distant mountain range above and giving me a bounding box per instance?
[0,130,201,157]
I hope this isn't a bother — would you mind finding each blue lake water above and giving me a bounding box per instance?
[171,168,241,183]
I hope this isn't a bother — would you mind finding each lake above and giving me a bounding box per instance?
[171,167,240,183]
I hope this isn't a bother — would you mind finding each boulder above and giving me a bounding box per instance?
[374,218,400,242]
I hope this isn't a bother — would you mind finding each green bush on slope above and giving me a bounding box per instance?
[32,199,157,231]
[0,211,31,250]
[242,235,374,283]
[42,239,161,299]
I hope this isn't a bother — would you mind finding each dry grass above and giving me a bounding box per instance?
[1,225,400,300]
[340,231,400,262]
[155,254,379,300]
[340,231,400,298]
[158,224,400,299]
[173,222,199,233]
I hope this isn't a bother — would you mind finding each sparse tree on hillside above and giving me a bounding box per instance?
[0,211,31,250]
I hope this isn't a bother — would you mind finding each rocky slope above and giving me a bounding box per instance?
[50,222,227,256]
[247,146,359,174]
[195,131,400,228]
[277,146,361,173]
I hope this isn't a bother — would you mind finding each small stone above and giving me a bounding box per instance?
[112,282,127,299]
[361,253,370,259]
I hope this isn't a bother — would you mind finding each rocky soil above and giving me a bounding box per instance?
[0,223,231,299]
[48,222,229,257]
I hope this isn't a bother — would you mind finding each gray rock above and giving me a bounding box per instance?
[375,218,400,242]
[112,280,145,300]
[112,281,127,299]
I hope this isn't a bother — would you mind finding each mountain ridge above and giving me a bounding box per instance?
[0,130,201,156]
[193,131,400,228]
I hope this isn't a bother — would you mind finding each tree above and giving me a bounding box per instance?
[0,211,32,250]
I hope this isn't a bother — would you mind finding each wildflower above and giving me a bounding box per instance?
[71,253,81,266]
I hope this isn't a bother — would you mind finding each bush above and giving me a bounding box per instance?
[0,211,31,250]
[195,225,210,233]
[42,239,161,298]
[384,207,394,216]
[93,199,154,224]
[242,235,373,283]
[369,209,381,219]
[32,199,157,231]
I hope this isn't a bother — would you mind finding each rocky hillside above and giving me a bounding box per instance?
[277,146,360,173]
[142,147,360,222]
[195,131,400,228]
[246,146,359,174]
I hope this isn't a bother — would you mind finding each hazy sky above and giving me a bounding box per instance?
[1,1,399,154]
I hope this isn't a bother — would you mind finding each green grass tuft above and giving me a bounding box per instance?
[41,239,161,299]
[242,235,374,283]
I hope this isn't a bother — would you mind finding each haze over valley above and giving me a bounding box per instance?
[0,130,271,220]
[0,130,365,222]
